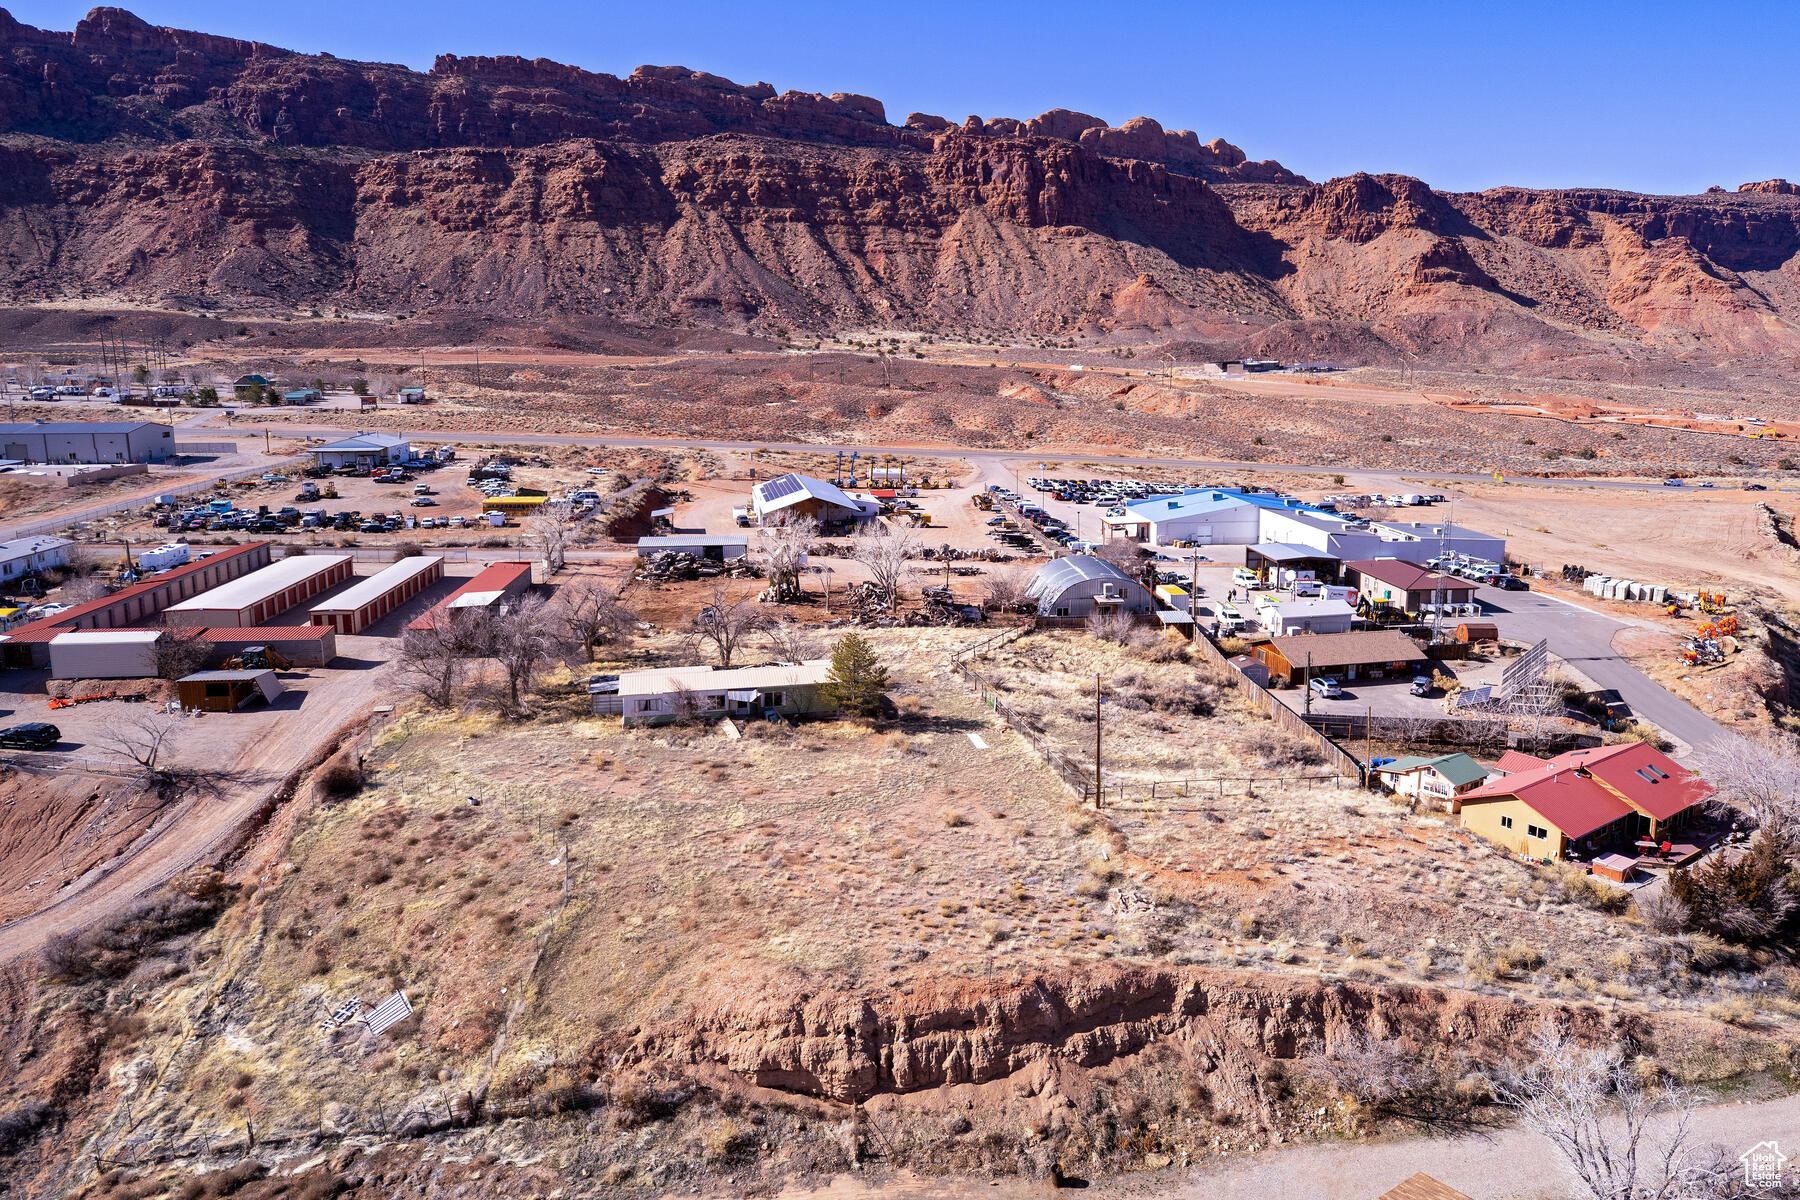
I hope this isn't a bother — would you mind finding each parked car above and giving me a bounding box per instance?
[1662,479,1684,487]
[1744,483,1768,491]
[1308,677,1343,699]
[1493,575,1529,591]
[0,723,61,749]
[1409,676,1435,697]
[409,497,438,507]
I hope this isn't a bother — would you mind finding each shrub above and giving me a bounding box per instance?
[319,762,365,798]
[1669,830,1797,943]
[0,1098,52,1155]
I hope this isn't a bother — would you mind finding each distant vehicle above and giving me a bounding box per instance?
[1493,576,1529,591]
[1309,677,1343,699]
[409,497,437,506]
[0,723,61,750]
[413,483,434,494]
[1662,479,1684,487]
[986,516,1005,526]
[1744,483,1768,491]
[1697,481,1714,489]
[91,386,114,398]
[585,467,610,476]
[1409,676,1435,697]
[55,385,83,396]
[27,386,55,400]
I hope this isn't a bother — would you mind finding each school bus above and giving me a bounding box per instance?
[480,496,547,515]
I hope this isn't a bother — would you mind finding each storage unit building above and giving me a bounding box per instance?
[308,556,444,634]
[0,543,273,668]
[48,629,165,679]
[176,668,282,712]
[407,562,533,630]
[0,421,176,463]
[198,624,339,666]
[164,554,354,628]
[0,535,72,583]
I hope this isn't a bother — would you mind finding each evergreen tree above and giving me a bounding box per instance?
[822,632,889,718]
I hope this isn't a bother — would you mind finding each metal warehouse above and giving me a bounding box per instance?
[407,562,532,630]
[0,421,176,463]
[196,625,339,666]
[0,543,273,668]
[309,556,444,633]
[164,554,354,628]
[49,629,165,679]
[1024,555,1154,618]
[635,534,748,560]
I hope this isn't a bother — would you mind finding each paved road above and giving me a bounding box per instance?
[178,415,1774,495]
[1475,583,1726,755]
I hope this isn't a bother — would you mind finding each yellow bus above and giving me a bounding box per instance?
[480,496,547,515]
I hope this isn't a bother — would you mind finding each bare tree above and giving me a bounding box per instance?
[155,631,213,681]
[1090,540,1143,572]
[760,514,817,603]
[981,572,1027,612]
[476,593,568,714]
[1492,1027,1719,1200]
[95,711,232,799]
[394,616,471,708]
[1691,733,1800,835]
[527,504,578,574]
[687,585,761,668]
[854,527,916,609]
[1304,1030,1427,1111]
[555,575,636,661]
[763,619,815,664]
[1084,609,1135,643]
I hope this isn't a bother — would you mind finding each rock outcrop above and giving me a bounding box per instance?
[2,6,1800,367]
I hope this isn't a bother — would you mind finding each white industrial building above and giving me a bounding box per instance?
[310,433,411,471]
[1100,488,1504,566]
[0,421,176,463]
[48,629,166,679]
[0,535,72,583]
[1255,598,1357,636]
[164,554,355,627]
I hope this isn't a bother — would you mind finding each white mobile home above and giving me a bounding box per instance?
[600,659,838,725]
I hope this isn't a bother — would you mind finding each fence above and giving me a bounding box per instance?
[172,442,239,455]
[946,623,1364,804]
[1187,626,1366,783]
[0,456,306,540]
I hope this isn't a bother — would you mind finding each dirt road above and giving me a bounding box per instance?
[0,644,395,964]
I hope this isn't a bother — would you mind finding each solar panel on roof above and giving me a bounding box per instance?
[760,474,803,501]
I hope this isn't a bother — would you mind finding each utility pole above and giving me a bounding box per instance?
[1093,674,1103,809]
[1304,651,1314,714]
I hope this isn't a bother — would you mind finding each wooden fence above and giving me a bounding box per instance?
[1187,626,1367,784]
[946,623,1366,805]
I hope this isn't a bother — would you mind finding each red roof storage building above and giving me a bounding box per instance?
[407,562,532,630]
[0,542,272,668]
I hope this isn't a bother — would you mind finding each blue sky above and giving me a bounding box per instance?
[10,0,1797,194]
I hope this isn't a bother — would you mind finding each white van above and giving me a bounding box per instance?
[1232,567,1261,589]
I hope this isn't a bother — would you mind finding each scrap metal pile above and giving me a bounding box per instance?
[635,551,761,582]
[836,582,987,627]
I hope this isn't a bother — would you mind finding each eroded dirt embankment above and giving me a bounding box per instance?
[616,965,1635,1106]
